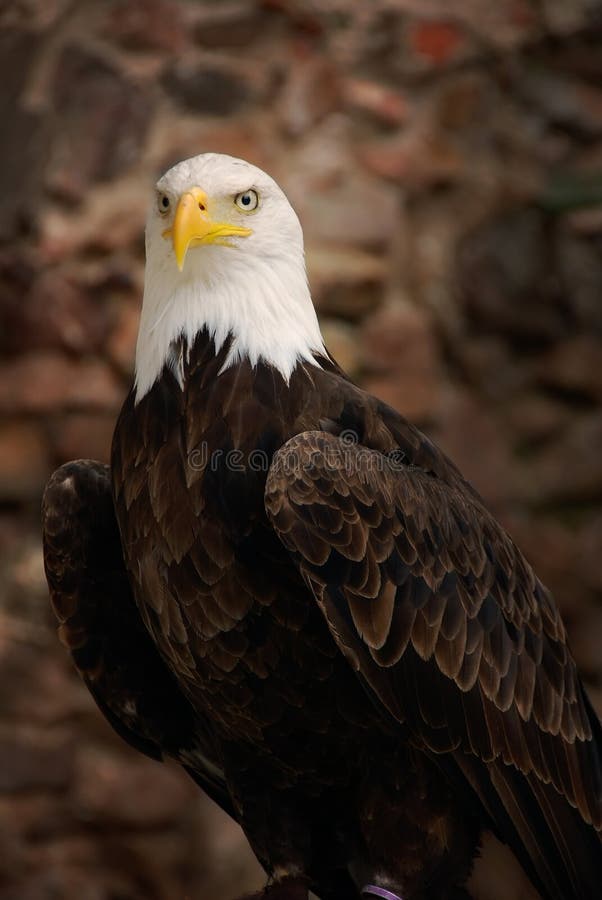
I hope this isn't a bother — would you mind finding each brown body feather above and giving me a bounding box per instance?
[44,330,601,900]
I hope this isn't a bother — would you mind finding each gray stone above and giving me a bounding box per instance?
[48,46,153,199]
[0,730,73,793]
[0,31,48,238]
[192,1,272,48]
[162,61,252,115]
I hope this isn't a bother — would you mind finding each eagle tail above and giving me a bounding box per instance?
[465,754,602,900]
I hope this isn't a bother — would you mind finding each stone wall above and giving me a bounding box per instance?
[1,1,602,898]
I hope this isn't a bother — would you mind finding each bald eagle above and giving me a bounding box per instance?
[43,154,601,900]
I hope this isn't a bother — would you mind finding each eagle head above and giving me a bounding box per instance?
[135,153,324,402]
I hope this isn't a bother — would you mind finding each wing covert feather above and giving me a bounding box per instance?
[265,430,602,898]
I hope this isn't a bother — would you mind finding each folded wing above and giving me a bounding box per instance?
[265,431,602,900]
[42,460,233,815]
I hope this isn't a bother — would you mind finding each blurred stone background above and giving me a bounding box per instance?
[1,0,602,897]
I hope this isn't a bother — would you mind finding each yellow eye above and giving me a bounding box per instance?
[157,193,171,215]
[234,190,259,212]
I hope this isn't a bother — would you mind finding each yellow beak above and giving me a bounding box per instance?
[163,187,252,271]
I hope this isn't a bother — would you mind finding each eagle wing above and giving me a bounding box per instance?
[42,460,234,815]
[265,430,602,900]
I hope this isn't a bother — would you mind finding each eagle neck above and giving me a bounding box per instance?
[180,330,321,432]
[134,250,325,404]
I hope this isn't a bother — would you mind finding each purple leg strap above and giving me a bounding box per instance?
[361,887,403,900]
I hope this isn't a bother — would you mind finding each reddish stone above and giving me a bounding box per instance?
[0,794,72,843]
[297,172,400,250]
[360,302,442,422]
[520,412,602,506]
[9,545,47,612]
[0,353,124,414]
[104,0,186,52]
[50,413,116,465]
[392,2,540,51]
[152,119,270,178]
[502,393,570,447]
[433,388,516,511]
[0,642,89,727]
[73,747,193,828]
[361,302,438,375]
[0,730,73,793]
[567,207,602,235]
[409,21,467,67]
[307,247,386,319]
[0,421,48,502]
[458,338,528,402]
[366,374,440,425]
[433,73,489,130]
[343,78,410,126]
[278,55,341,136]
[39,180,148,262]
[193,1,271,47]
[107,299,140,376]
[112,831,199,899]
[2,867,109,900]
[321,320,360,377]
[359,126,463,187]
[0,0,70,29]
[534,335,602,401]
[198,796,264,897]
[1,270,111,355]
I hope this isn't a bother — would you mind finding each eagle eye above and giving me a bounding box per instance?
[157,193,171,215]
[235,190,259,212]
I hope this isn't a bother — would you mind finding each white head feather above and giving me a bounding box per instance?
[135,153,325,402]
